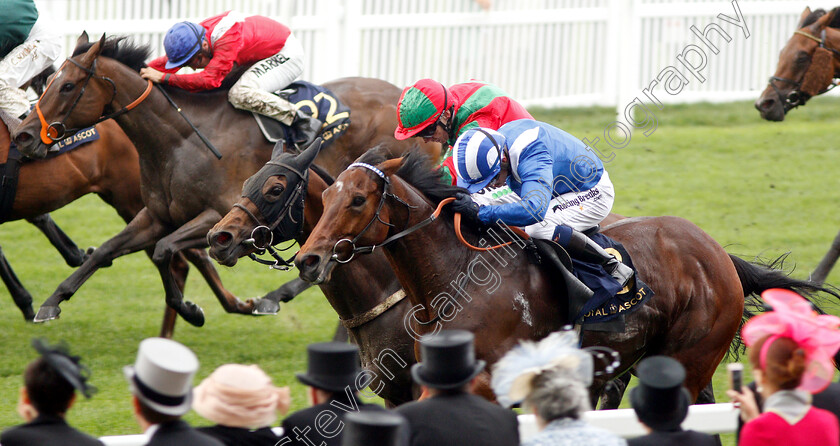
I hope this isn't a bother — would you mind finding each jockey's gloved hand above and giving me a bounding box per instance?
[452,192,481,224]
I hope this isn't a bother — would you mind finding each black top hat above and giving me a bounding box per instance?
[630,356,691,431]
[296,342,361,393]
[411,330,486,389]
[340,411,406,446]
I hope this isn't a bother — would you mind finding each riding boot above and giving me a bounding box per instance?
[291,109,322,148]
[567,229,634,288]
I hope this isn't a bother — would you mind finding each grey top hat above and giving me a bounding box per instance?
[124,337,198,417]
[630,356,691,431]
[340,411,406,446]
[296,342,361,393]
[411,330,486,389]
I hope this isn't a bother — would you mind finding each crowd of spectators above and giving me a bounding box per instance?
[1,289,839,446]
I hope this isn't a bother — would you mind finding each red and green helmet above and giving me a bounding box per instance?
[394,79,451,140]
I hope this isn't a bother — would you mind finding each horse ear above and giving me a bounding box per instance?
[377,158,404,178]
[76,31,89,48]
[294,137,323,170]
[813,8,839,30]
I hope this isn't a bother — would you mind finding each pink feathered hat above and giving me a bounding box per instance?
[742,288,840,393]
[192,364,291,428]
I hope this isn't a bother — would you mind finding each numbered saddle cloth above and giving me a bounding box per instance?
[253,81,351,148]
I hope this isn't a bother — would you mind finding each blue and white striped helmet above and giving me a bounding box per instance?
[453,128,506,193]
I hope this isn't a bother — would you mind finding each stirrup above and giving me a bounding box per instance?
[605,258,634,288]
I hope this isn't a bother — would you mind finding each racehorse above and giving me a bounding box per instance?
[207,143,416,405]
[756,7,840,121]
[294,150,829,401]
[12,34,438,326]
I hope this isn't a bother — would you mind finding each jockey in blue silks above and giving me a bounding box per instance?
[451,119,634,288]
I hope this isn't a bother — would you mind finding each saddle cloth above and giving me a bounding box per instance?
[253,81,351,151]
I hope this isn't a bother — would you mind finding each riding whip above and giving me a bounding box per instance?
[155,85,223,159]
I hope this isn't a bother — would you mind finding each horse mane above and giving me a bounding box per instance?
[72,36,150,72]
[29,65,56,96]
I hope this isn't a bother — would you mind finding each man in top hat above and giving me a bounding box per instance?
[124,337,223,446]
[279,342,388,446]
[395,330,519,446]
[1,339,103,446]
[628,356,715,446]
[341,411,407,446]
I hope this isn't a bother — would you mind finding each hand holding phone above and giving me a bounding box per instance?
[728,363,744,392]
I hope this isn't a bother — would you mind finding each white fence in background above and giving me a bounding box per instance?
[37,0,838,108]
[97,404,740,445]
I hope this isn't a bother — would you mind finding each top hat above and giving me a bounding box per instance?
[411,330,486,389]
[340,411,406,446]
[123,337,198,416]
[630,356,690,431]
[296,342,361,393]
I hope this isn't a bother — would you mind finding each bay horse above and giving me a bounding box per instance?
[11,34,438,326]
[207,144,416,405]
[294,151,828,402]
[756,7,840,121]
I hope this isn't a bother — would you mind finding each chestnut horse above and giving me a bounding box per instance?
[756,7,840,121]
[208,144,416,405]
[12,34,437,326]
[294,151,828,401]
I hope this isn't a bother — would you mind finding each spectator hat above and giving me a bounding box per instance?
[630,356,691,431]
[124,337,198,416]
[411,330,486,389]
[341,411,406,446]
[296,342,361,393]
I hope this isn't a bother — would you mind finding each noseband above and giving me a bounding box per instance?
[769,29,840,112]
[35,56,152,145]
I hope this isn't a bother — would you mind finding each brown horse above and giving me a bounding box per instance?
[756,7,840,121]
[294,151,827,402]
[12,34,437,326]
[207,144,416,405]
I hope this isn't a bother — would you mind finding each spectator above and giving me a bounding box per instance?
[727,288,840,446]
[124,337,224,446]
[341,411,407,446]
[140,11,321,147]
[280,342,387,446]
[396,329,519,446]
[627,356,715,446]
[193,364,291,446]
[491,330,625,446]
[0,339,102,446]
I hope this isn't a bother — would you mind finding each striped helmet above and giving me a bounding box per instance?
[394,79,450,140]
[453,128,506,193]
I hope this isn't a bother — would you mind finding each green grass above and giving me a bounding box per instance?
[1,98,839,444]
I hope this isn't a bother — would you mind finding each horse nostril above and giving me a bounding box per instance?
[759,98,775,111]
[14,132,31,145]
[212,231,232,248]
[302,254,321,268]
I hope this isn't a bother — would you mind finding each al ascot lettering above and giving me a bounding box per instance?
[54,128,97,149]
[583,287,648,319]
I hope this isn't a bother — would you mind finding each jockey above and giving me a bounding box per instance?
[450,120,634,288]
[0,0,61,120]
[140,11,321,147]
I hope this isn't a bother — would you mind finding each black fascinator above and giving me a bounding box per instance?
[32,339,97,398]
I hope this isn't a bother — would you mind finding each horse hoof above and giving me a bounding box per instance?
[33,306,61,323]
[181,302,205,327]
[22,307,35,322]
[252,298,280,315]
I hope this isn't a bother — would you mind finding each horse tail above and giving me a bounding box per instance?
[726,253,839,359]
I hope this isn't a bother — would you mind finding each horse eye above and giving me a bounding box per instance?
[351,195,365,206]
[796,52,811,65]
[269,185,284,196]
[60,82,75,93]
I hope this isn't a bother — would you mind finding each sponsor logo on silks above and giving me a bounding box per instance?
[474,186,514,199]
[552,188,600,213]
[251,54,290,78]
[52,127,99,152]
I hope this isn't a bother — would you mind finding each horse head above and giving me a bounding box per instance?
[207,139,322,266]
[756,7,840,121]
[296,153,407,284]
[14,32,152,158]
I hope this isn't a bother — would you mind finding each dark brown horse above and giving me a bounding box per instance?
[294,151,827,402]
[12,34,438,326]
[207,144,416,405]
[756,7,840,121]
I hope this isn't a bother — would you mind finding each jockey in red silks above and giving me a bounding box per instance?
[393,79,533,192]
[141,11,321,147]
[0,0,61,120]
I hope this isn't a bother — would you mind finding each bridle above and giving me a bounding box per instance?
[35,55,152,145]
[769,29,840,112]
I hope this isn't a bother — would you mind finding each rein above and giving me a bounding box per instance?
[769,29,840,111]
[36,58,152,145]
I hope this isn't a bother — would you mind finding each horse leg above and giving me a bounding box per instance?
[811,228,840,285]
[35,208,168,322]
[157,250,191,338]
[0,244,35,320]
[27,214,87,267]
[256,278,313,314]
[179,248,257,314]
[598,373,632,410]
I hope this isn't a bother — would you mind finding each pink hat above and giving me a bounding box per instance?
[743,289,840,393]
[192,364,291,428]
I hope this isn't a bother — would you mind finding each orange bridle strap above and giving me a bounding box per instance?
[436,196,531,251]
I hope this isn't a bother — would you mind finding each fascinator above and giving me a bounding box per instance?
[193,364,291,428]
[32,338,97,398]
[742,288,840,393]
[490,329,619,408]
